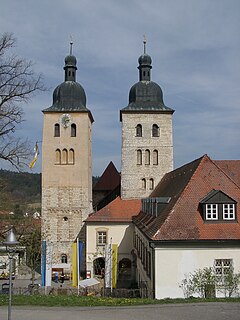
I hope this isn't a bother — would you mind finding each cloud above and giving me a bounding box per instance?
[0,0,239,176]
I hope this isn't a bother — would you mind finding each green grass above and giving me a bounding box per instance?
[0,295,240,307]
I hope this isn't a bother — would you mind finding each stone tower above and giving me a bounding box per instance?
[41,44,93,279]
[120,40,174,199]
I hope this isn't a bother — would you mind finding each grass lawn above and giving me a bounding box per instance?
[0,295,240,307]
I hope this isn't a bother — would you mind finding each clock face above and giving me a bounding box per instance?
[60,114,71,128]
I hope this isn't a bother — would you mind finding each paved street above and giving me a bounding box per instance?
[0,303,240,320]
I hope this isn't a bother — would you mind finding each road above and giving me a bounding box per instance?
[0,303,240,320]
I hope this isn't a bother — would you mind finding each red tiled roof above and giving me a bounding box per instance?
[213,160,240,186]
[93,161,120,191]
[133,155,240,241]
[86,196,141,222]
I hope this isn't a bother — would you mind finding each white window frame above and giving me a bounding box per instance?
[223,204,235,220]
[97,231,107,246]
[214,259,233,284]
[206,204,218,220]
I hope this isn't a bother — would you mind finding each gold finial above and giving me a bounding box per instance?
[143,34,147,54]
[70,35,73,55]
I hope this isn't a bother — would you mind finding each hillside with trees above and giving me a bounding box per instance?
[0,169,41,214]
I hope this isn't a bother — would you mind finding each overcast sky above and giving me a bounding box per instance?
[0,0,239,176]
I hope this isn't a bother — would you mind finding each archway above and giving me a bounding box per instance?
[93,257,105,277]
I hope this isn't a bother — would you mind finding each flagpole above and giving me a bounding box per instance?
[77,238,79,296]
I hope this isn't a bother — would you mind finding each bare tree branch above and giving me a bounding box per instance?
[0,32,45,170]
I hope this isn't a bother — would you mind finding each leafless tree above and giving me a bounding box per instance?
[0,32,45,170]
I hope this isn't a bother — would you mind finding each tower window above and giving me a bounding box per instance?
[137,149,142,165]
[69,149,75,164]
[153,150,158,165]
[136,124,142,137]
[62,149,68,164]
[142,178,146,189]
[55,149,61,164]
[61,254,68,264]
[54,124,60,137]
[152,124,159,137]
[145,149,150,165]
[149,178,154,190]
[71,123,76,137]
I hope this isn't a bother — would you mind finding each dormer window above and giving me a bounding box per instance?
[206,204,218,220]
[200,190,237,222]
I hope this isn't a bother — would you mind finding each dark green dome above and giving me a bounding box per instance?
[43,52,88,112]
[64,54,77,67]
[128,80,164,110]
[52,81,86,111]
[138,53,152,66]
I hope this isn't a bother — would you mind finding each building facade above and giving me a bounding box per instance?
[120,41,174,199]
[41,46,93,281]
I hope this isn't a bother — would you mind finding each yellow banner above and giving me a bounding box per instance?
[111,244,118,289]
[72,243,77,287]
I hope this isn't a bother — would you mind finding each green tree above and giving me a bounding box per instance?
[180,267,215,298]
[0,32,44,170]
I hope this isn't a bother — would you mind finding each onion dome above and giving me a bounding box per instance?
[121,38,174,114]
[43,42,89,112]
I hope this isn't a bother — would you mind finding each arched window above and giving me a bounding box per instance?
[145,149,150,165]
[54,123,60,137]
[69,148,74,164]
[142,178,146,189]
[137,149,142,165]
[71,123,76,137]
[55,149,61,164]
[136,124,142,137]
[62,149,68,164]
[153,149,158,165]
[149,178,154,190]
[152,124,159,137]
[61,254,67,264]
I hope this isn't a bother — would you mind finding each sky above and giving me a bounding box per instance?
[0,0,239,176]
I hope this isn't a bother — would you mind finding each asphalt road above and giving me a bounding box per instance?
[0,303,240,320]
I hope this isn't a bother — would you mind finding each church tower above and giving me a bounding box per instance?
[120,40,174,199]
[41,43,93,279]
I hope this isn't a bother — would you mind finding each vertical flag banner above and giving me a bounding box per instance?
[45,242,52,287]
[29,142,39,169]
[41,240,46,287]
[78,241,84,278]
[111,244,118,289]
[105,243,112,288]
[72,242,77,287]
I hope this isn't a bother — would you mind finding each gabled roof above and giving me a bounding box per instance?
[133,155,240,241]
[93,161,120,191]
[213,160,240,186]
[86,196,141,223]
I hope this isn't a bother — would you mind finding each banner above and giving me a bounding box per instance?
[72,240,84,287]
[105,244,112,288]
[41,240,46,287]
[72,242,77,287]
[111,244,118,289]
[29,142,39,169]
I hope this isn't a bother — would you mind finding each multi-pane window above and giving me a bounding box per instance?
[206,204,218,220]
[214,259,233,284]
[97,231,107,246]
[223,204,235,220]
